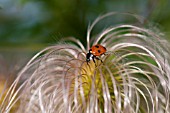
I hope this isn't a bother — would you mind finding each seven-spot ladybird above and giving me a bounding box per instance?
[86,44,106,64]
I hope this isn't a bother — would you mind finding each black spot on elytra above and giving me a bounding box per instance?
[95,45,99,48]
[98,50,101,53]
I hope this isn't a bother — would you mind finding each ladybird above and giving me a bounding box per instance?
[86,44,106,63]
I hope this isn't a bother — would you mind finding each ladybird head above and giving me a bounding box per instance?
[86,52,93,62]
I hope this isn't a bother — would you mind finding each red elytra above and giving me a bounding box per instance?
[89,44,106,56]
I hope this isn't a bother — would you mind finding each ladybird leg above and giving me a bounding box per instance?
[86,61,89,65]
[96,57,103,63]
[100,59,103,63]
[92,56,98,67]
[92,56,96,64]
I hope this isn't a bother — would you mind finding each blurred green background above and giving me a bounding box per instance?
[0,0,170,79]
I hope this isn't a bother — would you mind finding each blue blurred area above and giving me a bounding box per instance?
[0,0,169,47]
[0,0,49,44]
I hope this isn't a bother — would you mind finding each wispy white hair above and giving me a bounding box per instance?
[1,12,170,113]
